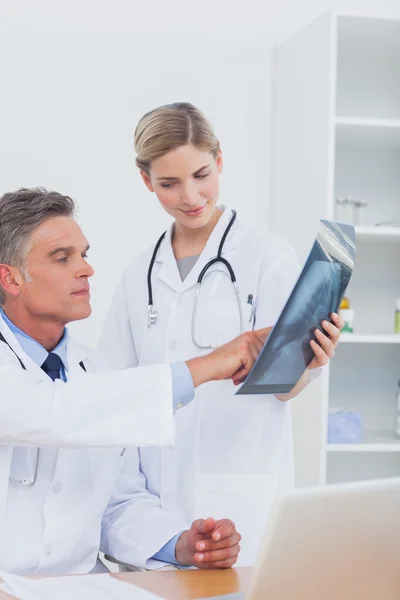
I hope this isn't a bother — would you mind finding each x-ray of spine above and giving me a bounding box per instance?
[236,220,356,395]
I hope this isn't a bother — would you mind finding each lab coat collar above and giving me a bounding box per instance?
[0,313,46,375]
[154,206,239,294]
[152,223,182,294]
[64,332,90,374]
[0,313,88,375]
[0,309,69,371]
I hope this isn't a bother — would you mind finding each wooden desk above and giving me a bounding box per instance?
[0,567,252,600]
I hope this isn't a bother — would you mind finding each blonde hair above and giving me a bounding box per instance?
[134,102,220,173]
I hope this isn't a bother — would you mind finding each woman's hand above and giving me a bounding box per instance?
[308,312,344,370]
[275,312,344,402]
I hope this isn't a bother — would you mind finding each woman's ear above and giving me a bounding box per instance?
[140,169,155,192]
[216,150,223,174]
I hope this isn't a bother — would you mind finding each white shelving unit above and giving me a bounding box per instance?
[271,12,400,487]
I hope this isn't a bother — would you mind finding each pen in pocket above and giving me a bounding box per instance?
[247,294,256,328]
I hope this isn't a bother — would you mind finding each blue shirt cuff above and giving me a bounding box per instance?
[170,362,194,413]
[152,532,183,565]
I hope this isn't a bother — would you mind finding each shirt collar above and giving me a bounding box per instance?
[0,309,69,371]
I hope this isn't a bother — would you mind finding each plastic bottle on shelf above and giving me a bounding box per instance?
[339,297,354,333]
[335,197,353,224]
[353,199,368,226]
[395,380,400,438]
[395,298,400,335]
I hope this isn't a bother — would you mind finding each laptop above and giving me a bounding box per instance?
[201,477,400,600]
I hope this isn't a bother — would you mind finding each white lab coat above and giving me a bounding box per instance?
[0,315,187,574]
[99,207,301,566]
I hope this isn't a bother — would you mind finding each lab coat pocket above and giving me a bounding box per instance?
[89,448,125,508]
[195,472,279,567]
[195,301,250,349]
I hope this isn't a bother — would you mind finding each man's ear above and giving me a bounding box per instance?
[0,264,23,300]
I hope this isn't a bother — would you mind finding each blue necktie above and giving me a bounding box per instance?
[41,352,62,381]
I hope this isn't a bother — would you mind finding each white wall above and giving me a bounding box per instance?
[1,0,399,346]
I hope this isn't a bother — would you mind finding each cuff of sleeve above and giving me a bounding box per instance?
[170,362,195,413]
[308,365,324,382]
[152,531,184,566]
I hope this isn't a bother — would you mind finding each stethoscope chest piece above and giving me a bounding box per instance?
[148,305,158,327]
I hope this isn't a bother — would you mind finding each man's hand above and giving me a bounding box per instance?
[186,327,272,388]
[175,518,241,569]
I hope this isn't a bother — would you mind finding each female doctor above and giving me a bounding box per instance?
[99,103,343,566]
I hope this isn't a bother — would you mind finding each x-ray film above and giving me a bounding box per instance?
[236,220,356,395]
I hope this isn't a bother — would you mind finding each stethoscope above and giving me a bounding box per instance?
[0,331,86,486]
[147,210,250,350]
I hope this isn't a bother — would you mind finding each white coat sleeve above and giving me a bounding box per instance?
[100,448,188,570]
[98,275,139,369]
[0,361,175,447]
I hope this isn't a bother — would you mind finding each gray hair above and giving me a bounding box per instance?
[0,187,76,305]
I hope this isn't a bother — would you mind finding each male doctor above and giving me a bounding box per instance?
[0,187,268,575]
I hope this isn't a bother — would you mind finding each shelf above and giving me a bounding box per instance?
[327,432,400,452]
[355,226,400,242]
[336,117,400,149]
[339,334,400,344]
[336,117,400,129]
[338,16,400,61]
